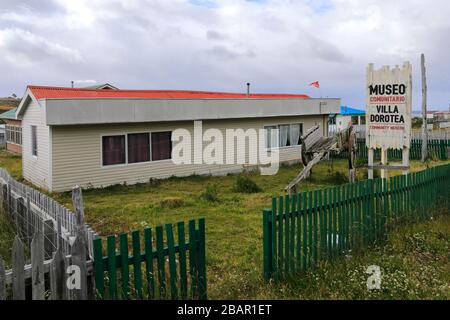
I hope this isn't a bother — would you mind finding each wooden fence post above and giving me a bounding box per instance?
[72,186,85,239]
[43,219,56,260]
[0,256,5,300]
[71,231,88,300]
[71,185,88,300]
[31,231,45,300]
[50,246,67,300]
[12,236,25,300]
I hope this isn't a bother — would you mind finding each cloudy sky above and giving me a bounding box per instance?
[0,0,449,110]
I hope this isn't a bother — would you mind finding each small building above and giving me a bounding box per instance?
[434,111,450,122]
[82,83,119,90]
[17,85,340,191]
[0,107,22,153]
[329,106,366,135]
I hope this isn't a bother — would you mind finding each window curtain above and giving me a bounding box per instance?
[265,126,278,149]
[279,125,289,147]
[290,124,301,146]
[102,135,125,165]
[128,133,150,163]
[152,132,172,161]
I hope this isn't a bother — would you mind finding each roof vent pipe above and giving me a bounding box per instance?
[246,83,250,98]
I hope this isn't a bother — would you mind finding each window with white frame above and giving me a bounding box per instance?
[264,123,303,149]
[5,125,22,145]
[31,125,37,156]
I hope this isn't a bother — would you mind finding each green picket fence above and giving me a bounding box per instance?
[334,138,450,160]
[263,164,450,280]
[93,218,207,300]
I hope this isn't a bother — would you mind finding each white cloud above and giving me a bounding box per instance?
[0,0,449,109]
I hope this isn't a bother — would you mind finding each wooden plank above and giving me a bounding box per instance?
[71,186,85,235]
[31,231,45,300]
[144,228,155,299]
[277,196,283,276]
[296,193,301,271]
[132,230,143,299]
[166,224,178,299]
[12,236,25,300]
[263,209,271,281]
[271,198,277,277]
[313,190,318,266]
[177,223,187,300]
[71,234,88,300]
[107,235,117,300]
[188,220,197,298]
[119,233,129,299]
[289,194,295,273]
[43,219,56,260]
[197,218,207,300]
[156,225,167,298]
[50,246,66,300]
[318,189,324,260]
[302,192,307,271]
[0,256,5,300]
[93,238,105,299]
[307,191,313,268]
[367,164,409,170]
[284,195,290,275]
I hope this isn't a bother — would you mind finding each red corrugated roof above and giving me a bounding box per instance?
[28,85,310,100]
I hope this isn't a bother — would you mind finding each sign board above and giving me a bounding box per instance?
[366,62,412,150]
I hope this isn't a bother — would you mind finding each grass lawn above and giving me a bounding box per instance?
[0,150,448,299]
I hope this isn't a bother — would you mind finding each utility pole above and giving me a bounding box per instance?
[421,54,428,162]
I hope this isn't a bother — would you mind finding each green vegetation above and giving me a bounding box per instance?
[260,212,450,300]
[201,184,220,202]
[0,150,22,180]
[0,212,15,268]
[0,151,448,299]
[233,175,262,193]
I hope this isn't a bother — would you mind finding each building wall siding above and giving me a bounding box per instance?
[5,119,22,154]
[22,99,50,189]
[6,143,22,154]
[51,115,325,191]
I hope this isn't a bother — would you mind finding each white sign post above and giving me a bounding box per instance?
[366,62,412,179]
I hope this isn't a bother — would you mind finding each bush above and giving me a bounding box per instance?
[160,197,185,208]
[148,178,161,188]
[201,184,219,202]
[233,175,262,193]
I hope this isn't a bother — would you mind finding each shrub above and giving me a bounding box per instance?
[201,184,219,202]
[148,178,161,188]
[233,175,262,193]
[160,197,185,208]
